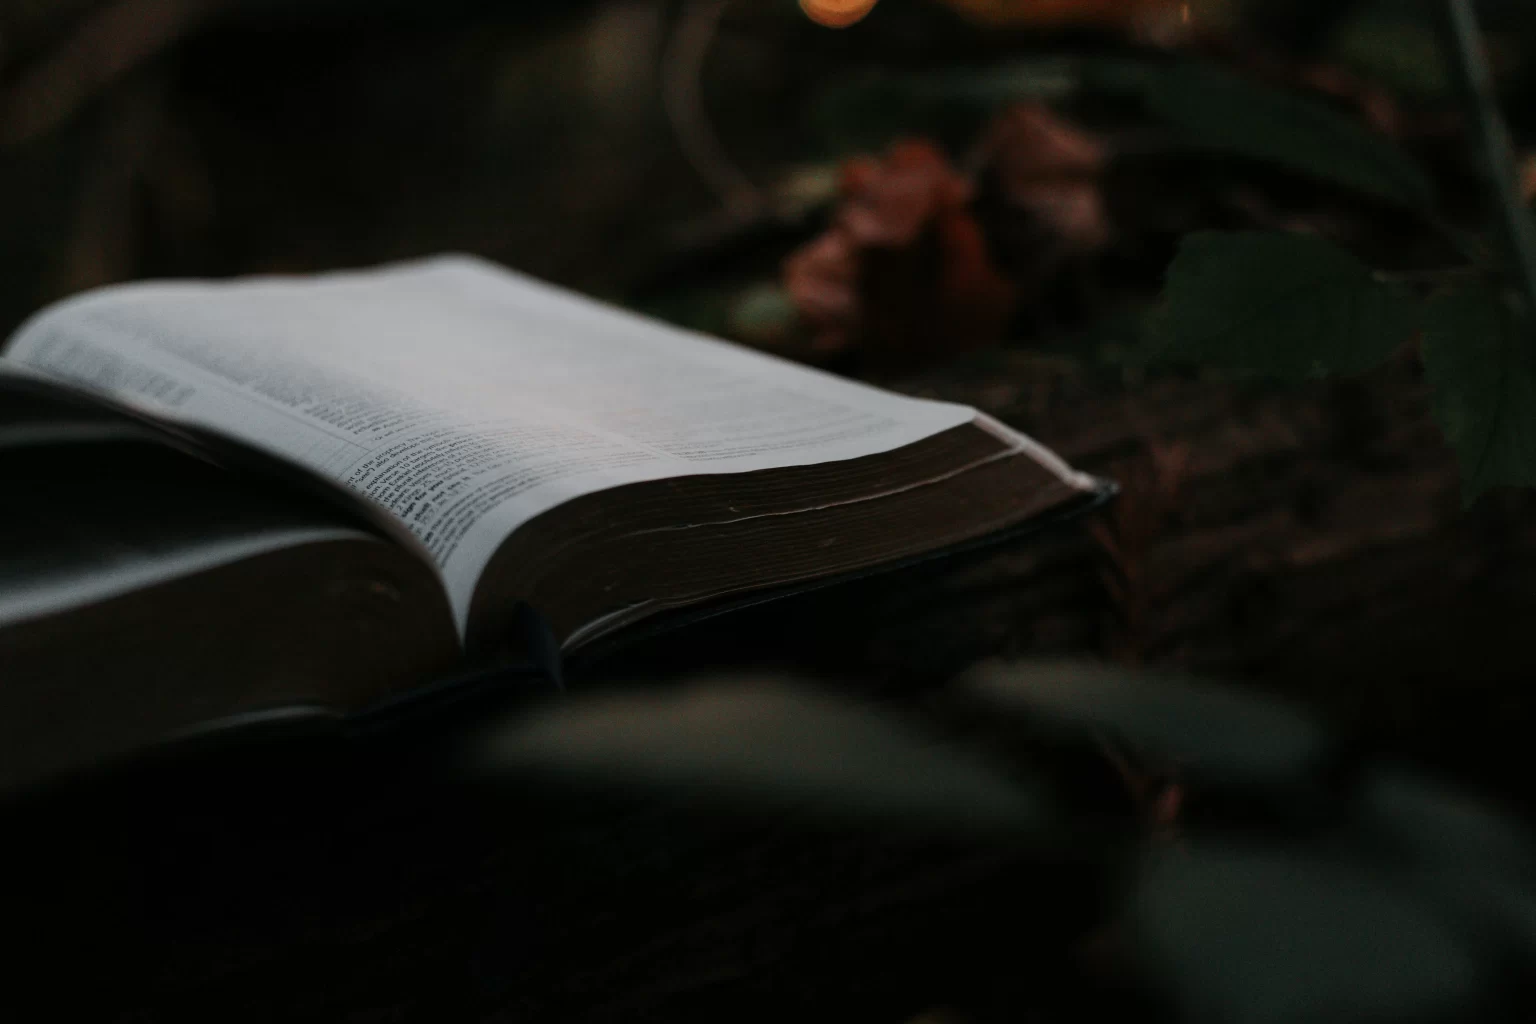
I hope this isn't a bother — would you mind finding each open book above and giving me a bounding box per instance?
[0,256,1103,791]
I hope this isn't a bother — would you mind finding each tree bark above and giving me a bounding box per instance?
[884,349,1536,806]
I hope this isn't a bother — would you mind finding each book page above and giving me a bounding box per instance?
[1,256,990,632]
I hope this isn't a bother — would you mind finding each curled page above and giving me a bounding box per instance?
[3,256,994,632]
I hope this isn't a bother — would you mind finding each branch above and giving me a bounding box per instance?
[661,0,761,221]
[1439,0,1536,319]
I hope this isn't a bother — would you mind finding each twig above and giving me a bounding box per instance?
[1438,0,1536,317]
[661,0,762,221]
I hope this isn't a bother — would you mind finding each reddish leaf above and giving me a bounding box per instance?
[983,103,1112,252]
[783,140,1014,364]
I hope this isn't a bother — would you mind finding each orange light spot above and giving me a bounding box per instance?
[800,0,880,29]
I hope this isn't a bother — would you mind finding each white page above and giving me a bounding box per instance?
[1,256,995,631]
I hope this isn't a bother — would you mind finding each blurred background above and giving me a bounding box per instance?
[7,0,1529,332]
[10,0,1536,807]
[20,9,1536,1020]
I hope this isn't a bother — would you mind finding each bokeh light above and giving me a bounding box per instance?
[800,0,881,30]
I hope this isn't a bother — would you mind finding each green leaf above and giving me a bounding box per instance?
[725,282,799,347]
[1132,844,1487,1024]
[958,659,1331,796]
[1357,764,1536,877]
[1144,63,1435,209]
[809,57,1152,157]
[464,675,1052,837]
[1149,231,1418,378]
[1421,285,1536,501]
[1328,13,1451,98]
